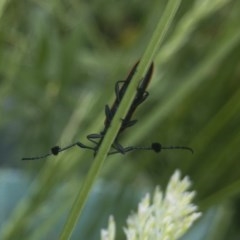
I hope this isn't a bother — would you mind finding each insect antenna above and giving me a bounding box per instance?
[21,142,96,160]
[108,142,193,155]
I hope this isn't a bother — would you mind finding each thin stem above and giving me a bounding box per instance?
[59,1,182,239]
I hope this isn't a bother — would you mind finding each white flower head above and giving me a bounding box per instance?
[101,170,201,240]
[101,215,116,240]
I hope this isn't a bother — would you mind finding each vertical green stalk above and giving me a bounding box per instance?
[0,0,7,20]
[59,0,182,239]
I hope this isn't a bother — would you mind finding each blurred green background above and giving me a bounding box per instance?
[0,0,240,239]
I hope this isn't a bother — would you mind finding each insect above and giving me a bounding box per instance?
[83,61,154,155]
[22,62,193,160]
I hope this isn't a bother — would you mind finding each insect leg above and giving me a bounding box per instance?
[115,80,127,102]
[87,133,103,145]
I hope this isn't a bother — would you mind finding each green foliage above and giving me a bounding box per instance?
[0,0,240,239]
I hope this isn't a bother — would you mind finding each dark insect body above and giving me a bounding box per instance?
[85,61,154,155]
[22,62,193,160]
